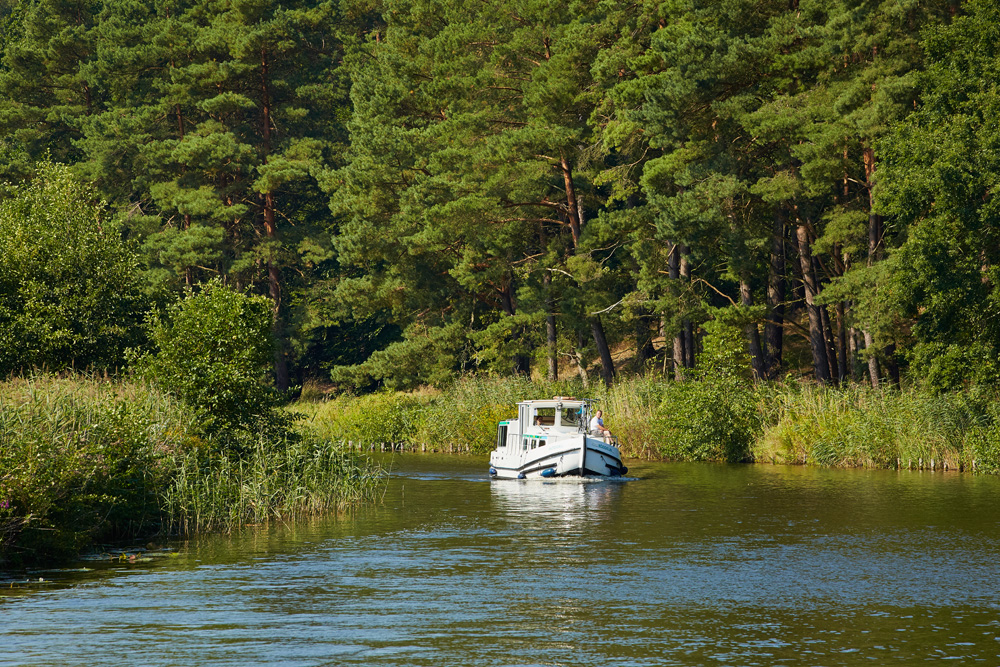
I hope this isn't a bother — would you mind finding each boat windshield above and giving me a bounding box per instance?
[533,407,556,426]
[560,406,584,428]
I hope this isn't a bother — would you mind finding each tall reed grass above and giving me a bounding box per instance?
[754,385,999,471]
[296,375,1000,472]
[0,375,381,568]
[161,433,381,534]
[294,373,767,462]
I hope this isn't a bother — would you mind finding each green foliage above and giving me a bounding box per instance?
[755,385,991,470]
[873,1,1000,389]
[0,161,148,376]
[0,374,382,568]
[301,392,427,446]
[0,0,991,392]
[162,431,381,534]
[0,375,196,565]
[329,322,466,391]
[143,281,279,436]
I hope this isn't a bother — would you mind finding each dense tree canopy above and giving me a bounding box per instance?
[1,0,991,392]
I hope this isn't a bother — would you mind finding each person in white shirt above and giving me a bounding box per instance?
[589,409,612,441]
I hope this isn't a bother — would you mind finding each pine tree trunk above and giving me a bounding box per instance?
[796,224,831,383]
[591,315,615,387]
[500,283,530,377]
[543,271,558,381]
[836,301,848,384]
[560,155,582,247]
[635,310,655,374]
[680,247,695,369]
[849,326,863,381]
[885,343,900,386]
[864,330,881,388]
[263,191,289,391]
[740,278,767,380]
[863,150,886,389]
[575,330,589,389]
[259,46,289,390]
[669,242,685,380]
[765,208,786,379]
[659,315,671,377]
[820,304,838,384]
[562,155,613,386]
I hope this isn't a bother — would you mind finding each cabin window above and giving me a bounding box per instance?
[497,424,507,449]
[533,407,556,426]
[560,408,582,427]
[538,439,546,448]
[523,438,528,451]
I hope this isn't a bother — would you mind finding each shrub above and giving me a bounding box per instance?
[143,281,280,437]
[0,162,147,376]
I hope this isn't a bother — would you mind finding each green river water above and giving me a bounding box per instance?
[3,454,1000,666]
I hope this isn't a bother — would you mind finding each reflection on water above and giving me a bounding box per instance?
[4,454,1000,666]
[490,477,624,524]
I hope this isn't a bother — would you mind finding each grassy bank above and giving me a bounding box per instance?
[0,376,380,569]
[295,375,1000,473]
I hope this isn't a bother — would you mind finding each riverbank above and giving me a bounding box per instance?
[294,376,1000,473]
[0,376,381,569]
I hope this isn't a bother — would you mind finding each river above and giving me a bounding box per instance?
[3,455,1000,666]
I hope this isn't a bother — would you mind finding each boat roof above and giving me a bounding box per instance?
[517,396,592,408]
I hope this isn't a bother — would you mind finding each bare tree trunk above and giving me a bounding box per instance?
[562,155,613,386]
[740,278,767,380]
[259,46,289,391]
[591,315,615,387]
[885,343,900,386]
[820,303,838,384]
[669,242,686,380]
[836,301,848,384]
[635,311,655,374]
[574,330,589,388]
[543,271,558,381]
[660,315,671,377]
[765,208,786,379]
[560,154,582,248]
[864,330,881,388]
[863,148,884,389]
[849,326,863,381]
[796,224,831,383]
[500,283,531,377]
[680,247,695,369]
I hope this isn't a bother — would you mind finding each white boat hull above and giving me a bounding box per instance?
[489,435,627,479]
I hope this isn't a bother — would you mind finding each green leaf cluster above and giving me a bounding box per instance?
[0,161,147,376]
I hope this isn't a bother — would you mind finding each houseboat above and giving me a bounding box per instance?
[488,397,628,479]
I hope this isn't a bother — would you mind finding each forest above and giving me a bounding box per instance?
[0,0,997,393]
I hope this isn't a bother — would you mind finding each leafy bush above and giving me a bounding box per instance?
[143,281,280,436]
[0,162,148,376]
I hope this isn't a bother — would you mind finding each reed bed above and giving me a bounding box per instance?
[294,374,767,462]
[0,375,381,568]
[754,385,999,471]
[162,434,381,534]
[296,375,1000,472]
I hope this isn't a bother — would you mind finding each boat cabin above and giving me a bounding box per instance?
[495,398,592,453]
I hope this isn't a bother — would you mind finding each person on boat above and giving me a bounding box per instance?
[589,409,613,441]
